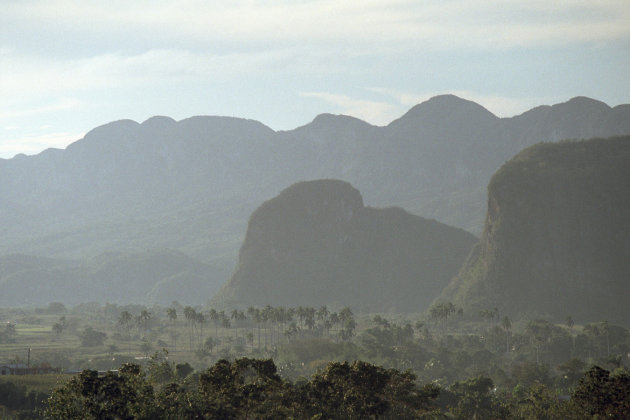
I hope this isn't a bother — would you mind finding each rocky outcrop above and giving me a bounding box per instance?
[214,180,477,312]
[440,136,630,323]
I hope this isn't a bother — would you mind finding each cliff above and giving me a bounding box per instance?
[214,180,477,312]
[440,136,630,323]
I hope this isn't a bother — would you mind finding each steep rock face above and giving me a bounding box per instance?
[214,180,477,312]
[440,136,630,323]
[2,95,630,306]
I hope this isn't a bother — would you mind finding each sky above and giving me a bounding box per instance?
[1,0,629,158]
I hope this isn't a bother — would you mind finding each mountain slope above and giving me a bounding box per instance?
[2,95,630,305]
[439,136,630,323]
[0,250,222,306]
[213,180,477,311]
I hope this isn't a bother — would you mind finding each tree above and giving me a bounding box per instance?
[137,309,152,333]
[166,307,178,350]
[53,322,64,336]
[307,360,440,418]
[501,316,512,353]
[571,365,630,418]
[166,307,177,322]
[338,307,356,341]
[430,302,456,334]
[147,350,174,385]
[557,358,586,392]
[117,310,133,340]
[79,327,106,347]
[45,363,158,419]
[565,315,576,355]
[525,319,552,363]
[183,306,197,351]
[198,358,286,418]
[449,376,504,420]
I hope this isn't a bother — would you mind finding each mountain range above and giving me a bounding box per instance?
[1,95,629,306]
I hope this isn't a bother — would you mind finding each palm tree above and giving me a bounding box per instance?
[117,310,132,340]
[501,316,512,353]
[317,306,329,322]
[525,319,552,363]
[600,321,610,357]
[339,307,356,341]
[167,307,177,322]
[183,306,196,351]
[429,302,455,334]
[565,315,575,355]
[166,307,178,350]
[195,312,206,348]
[138,310,152,333]
[208,309,219,337]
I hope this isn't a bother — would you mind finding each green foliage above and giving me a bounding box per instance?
[0,380,48,418]
[570,365,630,418]
[45,358,441,419]
[45,364,159,419]
[79,327,106,347]
[444,136,630,323]
[175,362,193,380]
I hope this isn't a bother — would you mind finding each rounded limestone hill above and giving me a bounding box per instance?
[213,179,477,312]
[440,135,630,324]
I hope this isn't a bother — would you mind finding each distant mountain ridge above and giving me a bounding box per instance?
[439,136,630,323]
[213,180,477,312]
[0,250,220,306]
[2,95,630,305]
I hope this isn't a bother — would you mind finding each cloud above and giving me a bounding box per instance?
[5,1,630,54]
[0,48,296,102]
[1,98,83,120]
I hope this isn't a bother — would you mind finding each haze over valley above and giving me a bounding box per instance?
[2,2,630,417]
[2,95,630,308]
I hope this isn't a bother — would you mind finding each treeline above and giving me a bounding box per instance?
[0,381,48,420]
[45,357,629,419]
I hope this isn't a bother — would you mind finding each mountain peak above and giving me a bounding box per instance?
[215,179,477,311]
[299,113,374,132]
[389,95,498,129]
[141,115,176,129]
[560,96,610,113]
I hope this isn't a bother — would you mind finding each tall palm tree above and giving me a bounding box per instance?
[183,306,196,351]
[565,315,575,355]
[195,311,206,348]
[208,309,219,338]
[139,310,152,333]
[501,316,512,353]
[166,307,178,350]
[317,306,329,322]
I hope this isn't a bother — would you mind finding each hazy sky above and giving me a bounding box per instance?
[1,0,629,158]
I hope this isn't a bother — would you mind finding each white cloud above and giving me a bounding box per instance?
[1,0,628,156]
[5,1,629,53]
[0,48,295,102]
[1,98,83,120]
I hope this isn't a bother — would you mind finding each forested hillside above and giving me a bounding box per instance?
[215,180,477,311]
[440,135,630,323]
[2,95,629,305]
